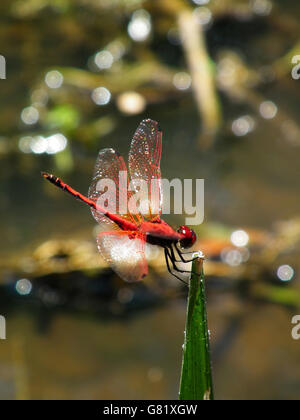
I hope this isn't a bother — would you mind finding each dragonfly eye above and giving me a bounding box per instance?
[177,225,197,249]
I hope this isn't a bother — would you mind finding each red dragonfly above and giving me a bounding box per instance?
[42,119,197,283]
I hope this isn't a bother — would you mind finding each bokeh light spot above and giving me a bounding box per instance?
[117,91,146,115]
[277,265,294,282]
[21,106,39,125]
[221,248,243,267]
[16,278,32,295]
[91,87,111,105]
[94,50,114,70]
[231,230,249,247]
[252,0,273,16]
[128,10,151,42]
[193,7,213,26]
[30,136,48,154]
[259,101,277,119]
[46,133,68,154]
[192,0,210,4]
[232,115,256,136]
[45,70,64,89]
[173,72,192,90]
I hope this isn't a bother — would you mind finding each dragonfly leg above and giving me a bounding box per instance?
[167,245,182,263]
[167,246,201,277]
[174,243,196,263]
[165,247,191,274]
[164,248,188,285]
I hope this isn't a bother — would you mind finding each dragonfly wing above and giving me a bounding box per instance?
[96,231,148,282]
[128,119,163,221]
[88,148,141,228]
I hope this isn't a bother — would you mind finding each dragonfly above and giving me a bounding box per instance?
[42,119,197,283]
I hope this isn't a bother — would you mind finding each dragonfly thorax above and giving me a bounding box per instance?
[139,220,181,247]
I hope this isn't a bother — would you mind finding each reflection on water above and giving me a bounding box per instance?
[1,305,185,400]
[1,297,300,399]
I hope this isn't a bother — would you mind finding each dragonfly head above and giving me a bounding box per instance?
[177,225,197,249]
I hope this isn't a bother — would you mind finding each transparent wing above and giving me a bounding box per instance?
[96,231,148,282]
[128,119,163,221]
[88,148,142,228]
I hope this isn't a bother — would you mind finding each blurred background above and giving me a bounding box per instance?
[0,0,300,400]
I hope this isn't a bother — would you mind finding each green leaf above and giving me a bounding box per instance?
[179,256,214,400]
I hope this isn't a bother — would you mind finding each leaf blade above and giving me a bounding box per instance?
[179,256,214,400]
